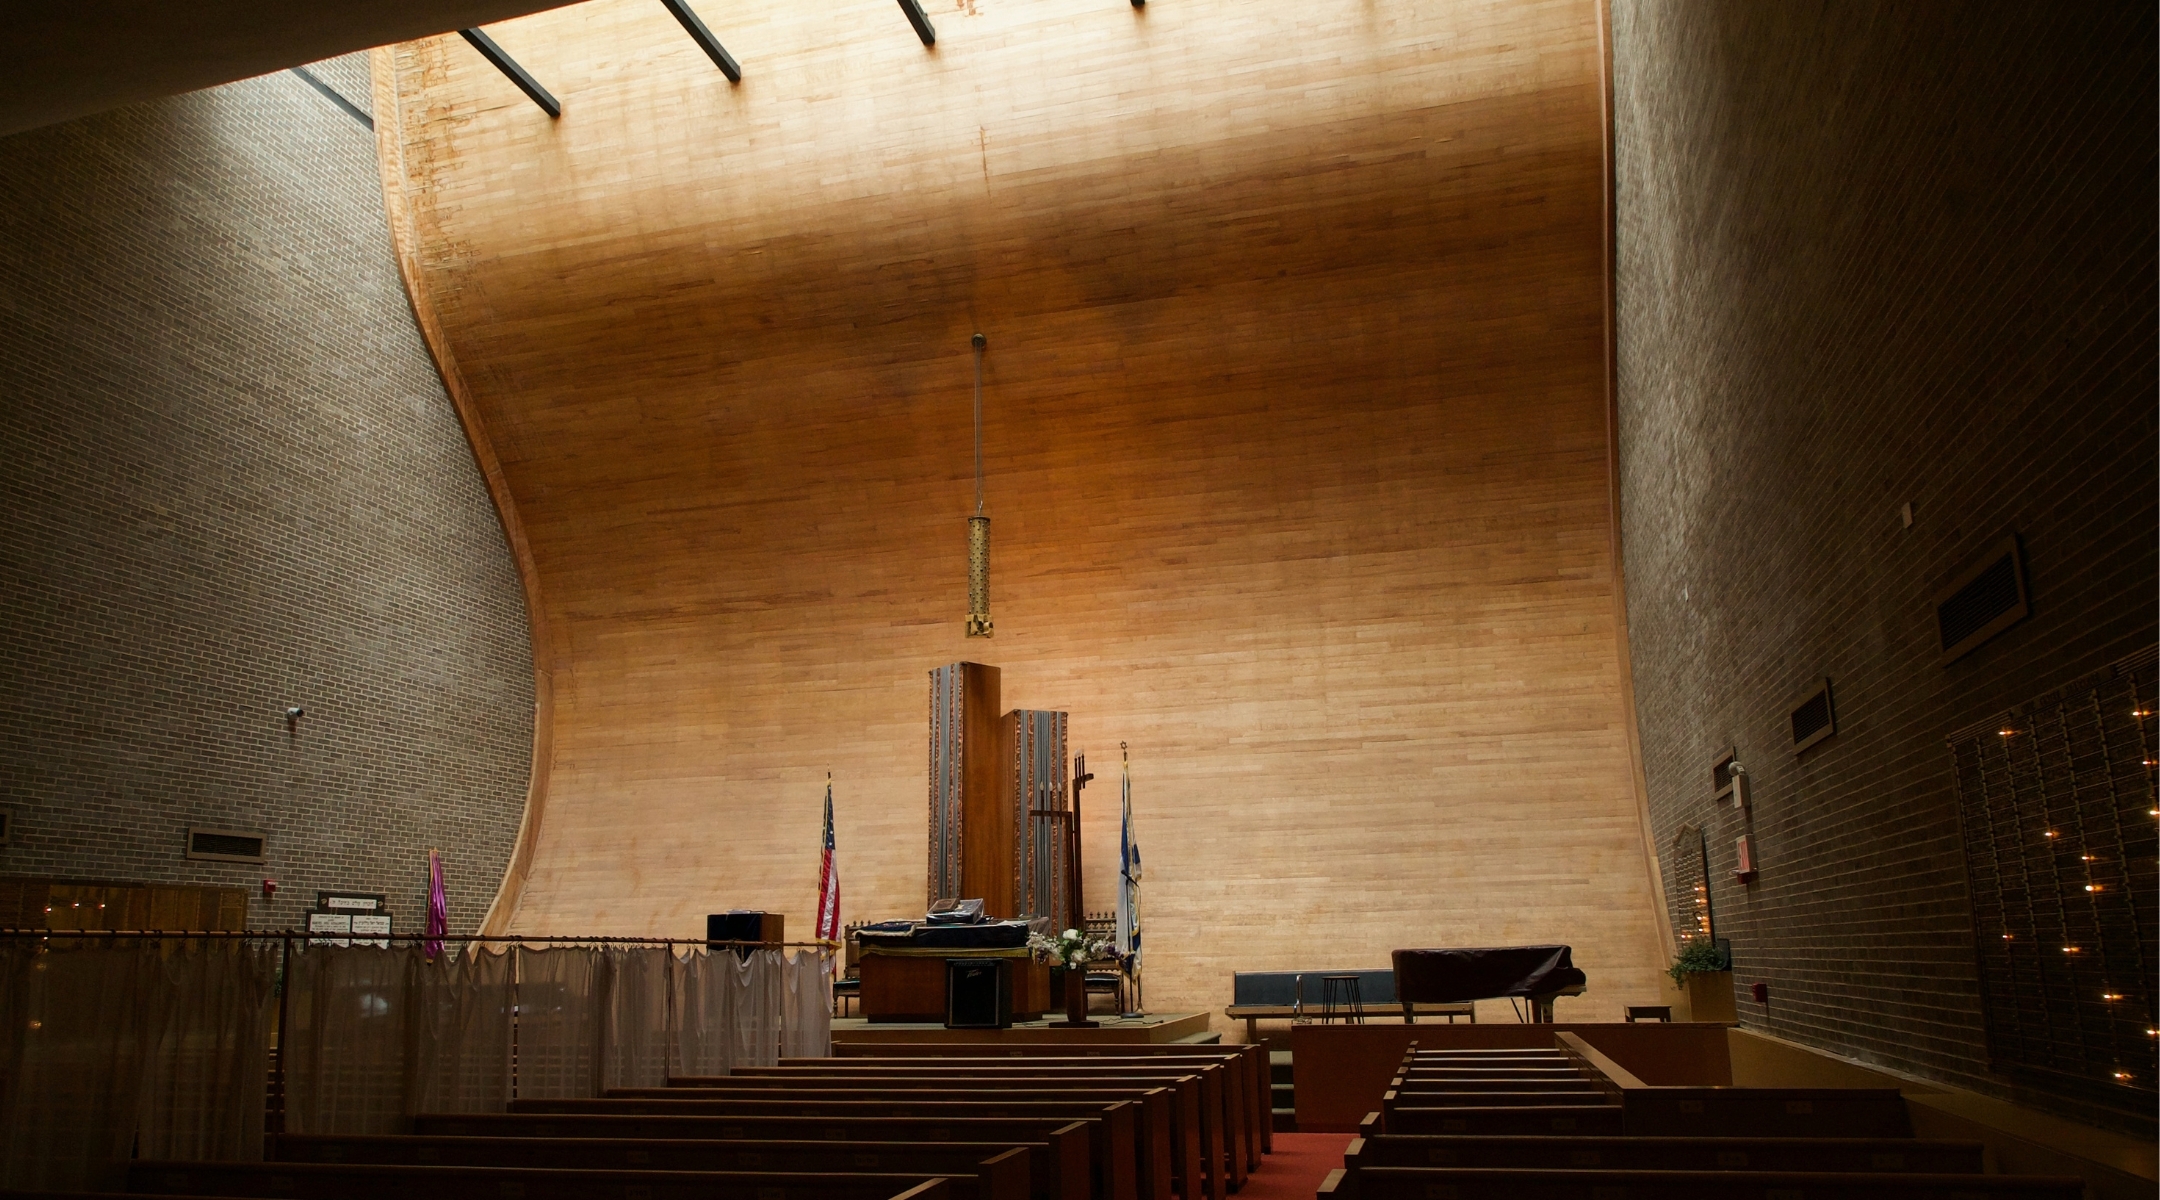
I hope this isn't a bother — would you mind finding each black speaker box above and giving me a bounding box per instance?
[946,957,1013,1029]
[707,911,784,959]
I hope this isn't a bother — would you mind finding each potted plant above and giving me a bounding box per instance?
[1029,927,1112,1027]
[1668,938,1735,1022]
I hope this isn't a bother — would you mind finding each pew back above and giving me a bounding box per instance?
[269,1137,1060,1200]
[407,1115,1116,1200]
[130,1162,962,1200]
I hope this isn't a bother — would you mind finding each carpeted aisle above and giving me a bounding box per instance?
[1238,1133,1354,1200]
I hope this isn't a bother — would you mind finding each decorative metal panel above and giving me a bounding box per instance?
[1009,710,1069,923]
[928,664,968,903]
[1951,649,2157,1108]
[1670,823,1714,943]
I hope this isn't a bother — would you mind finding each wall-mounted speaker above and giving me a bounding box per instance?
[946,957,1012,1028]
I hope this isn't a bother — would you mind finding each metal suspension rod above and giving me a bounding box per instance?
[972,333,985,514]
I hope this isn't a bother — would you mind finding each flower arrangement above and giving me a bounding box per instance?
[1029,927,1112,970]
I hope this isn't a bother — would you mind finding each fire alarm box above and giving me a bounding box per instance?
[1733,834,1757,883]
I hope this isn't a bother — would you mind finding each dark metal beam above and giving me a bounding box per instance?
[659,0,741,83]
[288,65,373,130]
[898,0,936,47]
[458,27,560,118]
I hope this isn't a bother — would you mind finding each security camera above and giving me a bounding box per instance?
[285,706,305,720]
[1726,760,1746,778]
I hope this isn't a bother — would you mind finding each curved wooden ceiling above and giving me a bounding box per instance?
[380,0,1673,1016]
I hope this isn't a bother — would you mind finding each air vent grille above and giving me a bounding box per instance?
[186,827,266,863]
[1790,679,1835,753]
[1937,535,2029,663]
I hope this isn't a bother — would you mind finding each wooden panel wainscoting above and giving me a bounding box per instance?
[376,0,1671,1022]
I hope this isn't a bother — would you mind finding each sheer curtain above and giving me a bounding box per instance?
[514,945,605,1099]
[0,936,831,1182]
[674,946,743,1078]
[736,949,786,1068]
[781,948,832,1060]
[408,945,513,1115]
[602,946,674,1091]
[283,943,426,1134]
[137,939,278,1163]
[0,941,163,1189]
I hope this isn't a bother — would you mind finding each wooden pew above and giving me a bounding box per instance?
[506,1096,1165,1200]
[816,1046,1267,1166]
[1388,1079,1602,1095]
[742,1060,1252,1187]
[824,1043,1272,1159]
[1342,1133,1988,1174]
[129,1163,957,1200]
[896,1054,1255,1176]
[409,1114,1116,1200]
[0,1193,242,1200]
[610,1080,1206,1200]
[1322,1163,2085,1200]
[1370,1104,1625,1136]
[1617,1088,1912,1139]
[1383,1088,1612,1109]
[270,1137,1074,1200]
[1396,1067,1581,1078]
[683,1065,1239,1196]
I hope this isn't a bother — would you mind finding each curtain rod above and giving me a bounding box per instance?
[0,928,837,947]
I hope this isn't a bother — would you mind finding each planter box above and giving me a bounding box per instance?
[1682,970,1737,1023]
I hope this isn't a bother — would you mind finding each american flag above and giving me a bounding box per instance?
[815,776,841,941]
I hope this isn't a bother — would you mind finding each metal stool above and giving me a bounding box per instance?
[1319,974,1365,1024]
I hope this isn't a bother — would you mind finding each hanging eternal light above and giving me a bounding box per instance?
[966,332,993,639]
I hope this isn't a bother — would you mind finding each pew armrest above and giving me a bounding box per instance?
[977,1146,1033,1200]
[892,1180,953,1200]
[1317,1167,1347,1199]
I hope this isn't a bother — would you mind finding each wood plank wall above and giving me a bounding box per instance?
[378,0,1672,1023]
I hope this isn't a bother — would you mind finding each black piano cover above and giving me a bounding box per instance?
[1391,945,1588,1003]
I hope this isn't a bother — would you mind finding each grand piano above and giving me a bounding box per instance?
[1391,945,1588,1023]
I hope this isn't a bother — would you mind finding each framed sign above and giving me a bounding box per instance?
[306,910,351,947]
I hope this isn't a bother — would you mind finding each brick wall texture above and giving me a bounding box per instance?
[0,58,534,937]
[1612,3,2156,1128]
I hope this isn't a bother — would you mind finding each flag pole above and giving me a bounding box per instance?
[1117,742,1143,1017]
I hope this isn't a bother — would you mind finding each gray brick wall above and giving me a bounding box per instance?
[0,58,534,937]
[1613,2,2156,1129]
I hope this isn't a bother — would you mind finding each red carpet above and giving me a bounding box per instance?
[1238,1134,1354,1200]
